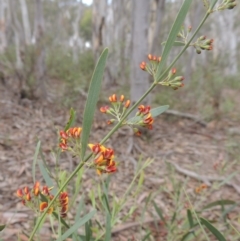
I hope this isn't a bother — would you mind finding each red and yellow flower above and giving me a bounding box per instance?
[89,143,117,175]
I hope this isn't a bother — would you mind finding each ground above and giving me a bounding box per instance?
[0,81,240,241]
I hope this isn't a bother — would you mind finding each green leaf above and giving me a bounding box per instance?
[64,108,76,131]
[180,231,194,241]
[201,200,235,211]
[187,209,194,228]
[200,217,226,241]
[151,105,169,118]
[156,0,193,81]
[104,213,111,241]
[0,224,6,232]
[142,231,151,241]
[85,220,93,241]
[81,48,108,160]
[161,41,186,47]
[32,141,41,183]
[56,210,96,241]
[127,105,169,124]
[38,161,56,195]
[152,201,167,227]
[209,0,218,9]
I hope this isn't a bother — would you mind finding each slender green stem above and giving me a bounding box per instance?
[157,11,210,82]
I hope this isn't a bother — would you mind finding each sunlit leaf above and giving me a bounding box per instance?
[81,48,108,160]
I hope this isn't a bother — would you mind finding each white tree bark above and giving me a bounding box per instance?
[214,10,238,76]
[19,0,31,45]
[9,0,23,69]
[0,0,7,53]
[34,0,46,98]
[150,0,165,54]
[92,0,107,59]
[130,0,150,105]
[72,1,83,63]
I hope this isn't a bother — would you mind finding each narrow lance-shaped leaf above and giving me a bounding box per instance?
[201,200,235,211]
[56,210,96,241]
[81,48,108,160]
[64,108,76,131]
[0,224,6,232]
[161,41,186,47]
[200,217,227,241]
[187,209,194,228]
[32,141,41,183]
[155,0,193,81]
[38,161,56,195]
[127,105,169,124]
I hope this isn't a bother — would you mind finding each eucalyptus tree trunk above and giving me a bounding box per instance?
[19,0,31,45]
[0,0,7,53]
[130,0,150,105]
[103,0,131,85]
[150,0,165,55]
[34,0,46,98]
[92,0,107,60]
[9,0,23,69]
[72,1,83,64]
[215,10,238,76]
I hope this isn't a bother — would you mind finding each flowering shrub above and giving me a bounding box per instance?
[2,1,237,240]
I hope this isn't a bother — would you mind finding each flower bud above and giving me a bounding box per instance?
[120,95,124,102]
[199,35,206,41]
[109,94,117,102]
[148,54,153,60]
[124,100,130,108]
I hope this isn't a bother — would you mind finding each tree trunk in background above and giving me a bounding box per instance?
[150,0,165,55]
[19,0,31,45]
[0,0,7,53]
[34,0,46,98]
[130,0,150,105]
[92,0,107,60]
[215,10,238,76]
[103,0,130,86]
[9,0,23,70]
[72,1,83,64]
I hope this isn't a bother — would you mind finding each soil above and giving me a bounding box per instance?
[0,81,240,241]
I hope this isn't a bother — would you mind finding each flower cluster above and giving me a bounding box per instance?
[195,183,208,194]
[59,192,69,218]
[131,105,154,136]
[16,182,69,218]
[139,54,161,76]
[194,36,214,54]
[140,54,184,89]
[100,94,131,125]
[59,127,82,151]
[89,143,117,175]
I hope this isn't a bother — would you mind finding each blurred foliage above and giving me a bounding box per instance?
[80,7,92,42]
